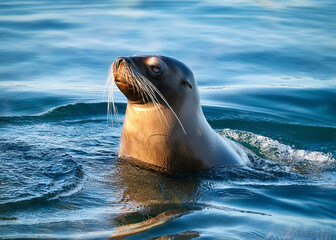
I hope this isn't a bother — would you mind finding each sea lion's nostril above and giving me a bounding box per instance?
[115,57,124,69]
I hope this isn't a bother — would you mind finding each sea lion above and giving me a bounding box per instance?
[110,55,249,173]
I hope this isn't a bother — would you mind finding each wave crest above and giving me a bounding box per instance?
[219,129,335,173]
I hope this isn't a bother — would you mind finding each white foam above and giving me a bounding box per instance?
[219,129,335,165]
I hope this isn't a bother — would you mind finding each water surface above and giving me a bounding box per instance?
[1,0,336,239]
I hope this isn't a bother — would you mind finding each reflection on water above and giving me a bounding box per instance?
[108,160,203,238]
[111,161,202,212]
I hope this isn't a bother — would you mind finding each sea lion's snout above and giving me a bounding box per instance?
[114,57,125,70]
[112,56,144,102]
[113,56,129,83]
[113,57,128,74]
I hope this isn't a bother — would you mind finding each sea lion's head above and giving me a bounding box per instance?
[112,55,198,108]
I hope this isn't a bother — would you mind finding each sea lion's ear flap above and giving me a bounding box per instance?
[182,78,193,89]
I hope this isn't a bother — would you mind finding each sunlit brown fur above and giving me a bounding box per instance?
[107,55,249,173]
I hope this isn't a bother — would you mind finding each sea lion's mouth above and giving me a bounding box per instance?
[114,74,134,88]
[113,76,123,84]
[113,71,141,102]
[113,59,142,97]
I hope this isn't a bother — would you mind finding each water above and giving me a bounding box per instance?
[1,0,336,239]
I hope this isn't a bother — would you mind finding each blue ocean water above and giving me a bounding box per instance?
[1,0,336,239]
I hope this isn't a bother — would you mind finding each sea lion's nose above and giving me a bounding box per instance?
[115,57,125,69]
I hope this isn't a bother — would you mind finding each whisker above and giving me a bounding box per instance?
[131,69,168,126]
[131,68,187,135]
[107,63,187,135]
[145,79,187,135]
[105,65,121,127]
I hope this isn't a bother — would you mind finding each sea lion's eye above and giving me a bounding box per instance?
[150,65,161,74]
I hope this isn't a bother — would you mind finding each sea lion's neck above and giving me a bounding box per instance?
[118,100,245,171]
[118,101,204,170]
[123,102,182,136]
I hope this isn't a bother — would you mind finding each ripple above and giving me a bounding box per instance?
[0,139,84,212]
[214,188,257,199]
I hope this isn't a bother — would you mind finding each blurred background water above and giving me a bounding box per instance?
[0,0,336,239]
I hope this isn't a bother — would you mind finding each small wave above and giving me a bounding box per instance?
[40,102,126,120]
[41,102,109,119]
[0,102,127,123]
[219,129,335,173]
